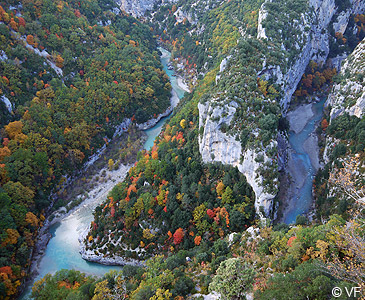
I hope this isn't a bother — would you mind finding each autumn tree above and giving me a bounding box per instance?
[216,181,225,196]
[26,34,34,45]
[5,121,23,139]
[55,55,64,68]
[108,159,114,171]
[180,119,186,129]
[325,217,365,291]
[173,228,184,245]
[329,155,364,205]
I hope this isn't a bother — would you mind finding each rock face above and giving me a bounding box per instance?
[0,95,12,112]
[118,0,173,17]
[326,39,365,120]
[79,228,143,266]
[118,0,156,17]
[257,0,338,111]
[198,101,276,216]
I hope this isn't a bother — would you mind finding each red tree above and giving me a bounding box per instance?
[173,228,184,245]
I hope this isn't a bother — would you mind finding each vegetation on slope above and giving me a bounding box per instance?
[84,73,256,260]
[32,211,364,299]
[0,0,171,297]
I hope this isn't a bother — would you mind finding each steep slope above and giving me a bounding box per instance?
[326,39,365,120]
[314,39,364,217]
[0,0,170,298]
[198,0,364,217]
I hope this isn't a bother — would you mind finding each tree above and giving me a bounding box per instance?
[321,119,328,131]
[180,119,186,129]
[216,181,225,196]
[194,235,202,246]
[3,181,35,207]
[25,212,39,228]
[108,159,114,171]
[26,35,35,45]
[222,186,233,205]
[4,121,23,139]
[325,217,365,291]
[149,288,172,300]
[329,155,364,205]
[55,55,64,68]
[209,258,256,299]
[173,228,184,245]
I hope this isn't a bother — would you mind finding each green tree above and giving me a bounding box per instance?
[209,258,255,300]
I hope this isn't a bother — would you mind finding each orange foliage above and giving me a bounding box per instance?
[74,9,81,18]
[194,235,202,246]
[0,266,12,276]
[0,146,11,161]
[18,17,25,27]
[55,55,64,68]
[9,18,18,31]
[151,150,158,160]
[127,184,137,197]
[173,228,184,245]
[321,119,328,131]
[26,34,35,46]
[287,236,297,247]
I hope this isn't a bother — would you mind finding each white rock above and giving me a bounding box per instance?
[326,39,365,120]
[0,95,12,112]
[198,100,276,216]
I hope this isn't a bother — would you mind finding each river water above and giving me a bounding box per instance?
[283,99,325,224]
[20,48,185,299]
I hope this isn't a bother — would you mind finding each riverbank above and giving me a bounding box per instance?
[24,127,144,294]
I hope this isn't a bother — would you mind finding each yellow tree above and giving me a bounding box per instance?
[149,288,172,300]
[329,155,364,205]
[216,181,225,196]
[325,217,365,290]
[108,159,114,171]
[5,121,23,139]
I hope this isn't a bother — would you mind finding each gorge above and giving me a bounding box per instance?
[0,0,364,299]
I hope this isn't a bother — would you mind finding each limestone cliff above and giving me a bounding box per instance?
[198,100,277,216]
[257,0,337,111]
[323,38,364,164]
[326,39,365,121]
[118,0,164,17]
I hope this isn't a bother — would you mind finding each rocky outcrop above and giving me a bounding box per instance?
[257,4,268,40]
[215,55,232,84]
[198,100,276,216]
[118,0,157,17]
[325,39,365,120]
[118,0,175,17]
[79,228,144,266]
[136,104,173,130]
[0,95,12,112]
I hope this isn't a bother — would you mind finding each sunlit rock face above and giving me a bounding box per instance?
[118,0,172,17]
[118,0,158,17]
[198,101,276,216]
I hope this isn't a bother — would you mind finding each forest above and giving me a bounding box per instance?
[0,0,171,297]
